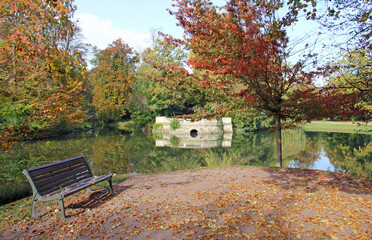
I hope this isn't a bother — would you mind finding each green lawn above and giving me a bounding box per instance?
[302,121,372,134]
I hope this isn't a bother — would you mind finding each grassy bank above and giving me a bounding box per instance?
[302,121,371,134]
[0,174,129,230]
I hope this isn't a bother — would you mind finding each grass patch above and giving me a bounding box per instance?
[0,196,33,229]
[302,121,371,134]
[0,174,129,230]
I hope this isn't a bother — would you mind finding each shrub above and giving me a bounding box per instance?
[170,136,180,147]
[152,123,163,130]
[170,118,180,130]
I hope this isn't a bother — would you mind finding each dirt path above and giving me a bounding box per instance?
[2,167,371,239]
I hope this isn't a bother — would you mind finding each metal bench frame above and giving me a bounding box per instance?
[23,155,112,219]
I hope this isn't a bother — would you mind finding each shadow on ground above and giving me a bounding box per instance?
[263,168,371,195]
[69,185,132,209]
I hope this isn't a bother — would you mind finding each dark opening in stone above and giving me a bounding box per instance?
[190,129,198,138]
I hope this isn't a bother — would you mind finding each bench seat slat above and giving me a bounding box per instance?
[61,174,113,197]
[31,160,89,179]
[26,156,86,172]
[41,174,113,198]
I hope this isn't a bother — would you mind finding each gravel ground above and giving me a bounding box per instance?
[2,167,371,239]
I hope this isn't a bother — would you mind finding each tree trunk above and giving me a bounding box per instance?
[275,115,282,167]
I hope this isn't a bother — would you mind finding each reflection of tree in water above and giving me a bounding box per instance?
[88,130,204,174]
[286,131,323,169]
[230,131,275,167]
[322,132,371,154]
[139,131,277,172]
[91,131,160,175]
[86,130,372,177]
[323,133,372,177]
[139,147,203,174]
[281,129,306,159]
[91,134,131,175]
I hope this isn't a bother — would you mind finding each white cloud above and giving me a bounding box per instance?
[75,13,152,51]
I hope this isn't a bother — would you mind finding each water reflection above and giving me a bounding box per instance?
[0,128,371,198]
[285,131,371,177]
[287,148,337,172]
[155,132,233,148]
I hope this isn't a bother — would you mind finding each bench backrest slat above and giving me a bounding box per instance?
[32,162,89,183]
[28,157,87,178]
[35,166,91,194]
[25,156,94,196]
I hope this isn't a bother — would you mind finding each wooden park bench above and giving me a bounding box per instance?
[23,155,113,219]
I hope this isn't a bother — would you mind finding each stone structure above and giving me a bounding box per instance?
[153,117,233,149]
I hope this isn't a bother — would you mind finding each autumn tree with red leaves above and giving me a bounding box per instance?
[166,0,325,167]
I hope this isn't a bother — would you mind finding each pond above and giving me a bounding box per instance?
[0,128,371,204]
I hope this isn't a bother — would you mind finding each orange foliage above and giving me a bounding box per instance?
[0,0,88,149]
[91,39,138,123]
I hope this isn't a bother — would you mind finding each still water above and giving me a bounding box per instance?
[0,128,371,191]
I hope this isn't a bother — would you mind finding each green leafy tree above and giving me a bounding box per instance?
[91,39,138,124]
[326,49,371,120]
[135,33,190,117]
[133,33,239,123]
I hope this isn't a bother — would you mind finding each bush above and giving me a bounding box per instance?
[170,118,180,130]
[170,136,180,147]
[152,123,163,130]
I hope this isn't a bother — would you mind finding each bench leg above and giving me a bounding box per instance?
[31,194,39,219]
[60,197,66,219]
[108,177,113,193]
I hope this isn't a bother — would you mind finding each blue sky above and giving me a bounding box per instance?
[74,0,318,51]
[74,0,325,66]
[74,0,188,51]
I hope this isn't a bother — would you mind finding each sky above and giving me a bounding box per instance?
[74,0,187,52]
[73,0,325,69]
[74,0,317,51]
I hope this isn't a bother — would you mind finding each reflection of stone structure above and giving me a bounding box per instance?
[153,117,233,148]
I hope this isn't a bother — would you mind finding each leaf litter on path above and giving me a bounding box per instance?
[1,167,371,239]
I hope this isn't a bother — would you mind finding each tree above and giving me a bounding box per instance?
[284,0,372,122]
[134,33,189,118]
[326,49,371,120]
[166,0,324,167]
[129,32,233,126]
[90,39,138,124]
[317,0,372,51]
[0,0,88,148]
